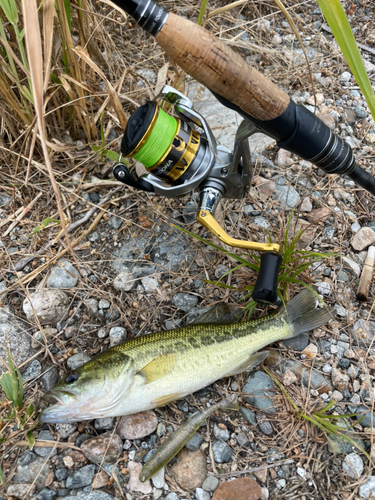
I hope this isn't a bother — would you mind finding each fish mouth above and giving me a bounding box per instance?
[40,389,80,423]
[43,388,77,405]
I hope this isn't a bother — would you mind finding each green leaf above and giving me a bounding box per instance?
[26,430,35,450]
[30,218,60,236]
[91,146,129,165]
[0,465,5,487]
[0,372,15,401]
[0,0,18,25]
[197,0,208,25]
[317,0,375,121]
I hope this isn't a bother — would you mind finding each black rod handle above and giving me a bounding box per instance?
[252,252,282,305]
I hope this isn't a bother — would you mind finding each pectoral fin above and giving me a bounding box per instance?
[224,350,269,377]
[138,353,177,384]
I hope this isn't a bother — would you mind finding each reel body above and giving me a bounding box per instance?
[113,86,282,305]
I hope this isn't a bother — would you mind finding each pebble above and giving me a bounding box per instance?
[243,371,276,414]
[256,415,273,435]
[47,259,79,289]
[55,468,69,481]
[212,441,232,463]
[66,464,96,489]
[354,105,367,118]
[99,298,110,309]
[165,494,179,500]
[92,470,109,489]
[186,433,203,451]
[170,449,207,490]
[331,390,344,402]
[283,332,309,351]
[22,359,42,381]
[271,34,282,45]
[332,369,350,391]
[94,417,115,431]
[212,478,261,500]
[141,276,159,293]
[356,406,374,428]
[81,431,123,464]
[350,227,375,251]
[108,215,122,229]
[84,298,99,314]
[151,467,165,489]
[0,193,12,206]
[35,430,57,458]
[62,493,115,500]
[173,293,199,311]
[202,476,220,492]
[276,149,292,168]
[213,425,230,441]
[41,366,59,391]
[236,433,250,447]
[113,270,135,291]
[239,406,257,426]
[342,453,364,479]
[109,326,126,346]
[23,289,69,325]
[36,488,57,500]
[67,352,91,370]
[315,281,331,295]
[6,484,36,499]
[128,461,152,494]
[275,184,300,208]
[253,216,270,229]
[215,264,230,279]
[322,364,332,373]
[300,197,312,212]
[342,257,361,277]
[117,411,158,439]
[283,369,297,386]
[359,477,375,499]
[196,488,210,500]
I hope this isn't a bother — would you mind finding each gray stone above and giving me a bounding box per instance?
[239,406,257,425]
[212,441,232,463]
[12,452,49,491]
[177,399,189,412]
[324,226,336,240]
[108,216,122,229]
[243,371,276,414]
[186,434,203,451]
[165,319,182,330]
[97,328,107,338]
[36,488,57,500]
[0,194,12,206]
[94,417,115,431]
[202,476,220,492]
[151,467,165,489]
[88,231,100,242]
[283,332,309,351]
[66,465,96,489]
[41,366,59,391]
[327,420,364,454]
[6,484,35,499]
[99,299,110,309]
[359,477,375,499]
[253,216,270,229]
[0,306,35,375]
[62,493,115,500]
[113,270,135,291]
[165,494,179,500]
[337,270,349,282]
[141,276,159,293]
[236,433,250,447]
[342,453,364,479]
[173,293,199,312]
[354,105,367,118]
[315,281,331,295]
[275,184,300,208]
[58,488,70,497]
[22,359,42,381]
[350,318,375,345]
[34,430,57,458]
[356,405,374,428]
[67,352,91,370]
[257,416,273,435]
[213,425,229,441]
[55,468,69,481]
[215,264,229,280]
[195,488,210,500]
[84,298,98,314]
[47,259,79,289]
[109,326,126,346]
[55,423,77,439]
[23,289,69,325]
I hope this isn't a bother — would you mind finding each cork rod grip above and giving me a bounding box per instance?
[156,13,290,121]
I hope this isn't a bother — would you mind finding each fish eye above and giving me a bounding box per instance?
[65,372,79,384]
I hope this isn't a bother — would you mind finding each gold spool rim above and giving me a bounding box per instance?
[127,104,159,157]
[149,118,182,169]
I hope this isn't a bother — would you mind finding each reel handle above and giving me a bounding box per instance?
[252,252,283,305]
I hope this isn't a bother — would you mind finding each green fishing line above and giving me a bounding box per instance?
[133,109,178,168]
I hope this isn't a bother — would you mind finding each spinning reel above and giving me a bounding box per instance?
[113,85,282,305]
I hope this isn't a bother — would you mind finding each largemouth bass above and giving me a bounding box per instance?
[140,394,239,482]
[40,289,332,423]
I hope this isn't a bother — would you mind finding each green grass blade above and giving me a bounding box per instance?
[317,0,375,120]
[0,465,5,486]
[197,0,208,26]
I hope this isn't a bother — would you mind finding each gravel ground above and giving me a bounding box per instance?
[1,1,375,499]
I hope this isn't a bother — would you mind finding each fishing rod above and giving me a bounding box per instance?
[110,0,375,305]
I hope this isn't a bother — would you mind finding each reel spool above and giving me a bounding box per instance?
[113,86,282,305]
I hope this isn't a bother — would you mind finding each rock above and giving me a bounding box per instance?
[359,476,375,499]
[315,281,331,295]
[342,453,364,479]
[108,216,122,229]
[202,476,220,492]
[12,451,49,491]
[141,276,159,293]
[236,433,250,447]
[340,71,351,82]
[23,289,69,325]
[92,470,109,489]
[271,34,282,45]
[331,390,344,402]
[253,176,276,201]
[331,369,350,391]
[354,105,367,118]
[165,494,178,500]
[213,425,230,441]
[275,183,300,208]
[256,415,273,435]
[94,417,115,431]
[66,464,96,489]
[0,193,12,206]
[55,468,69,481]
[283,332,309,351]
[350,227,375,251]
[243,371,276,414]
[46,259,79,289]
[342,257,361,277]
[215,264,229,280]
[306,93,324,106]
[151,467,165,489]
[308,207,331,224]
[253,216,270,229]
[109,326,126,346]
[41,366,59,391]
[275,149,292,168]
[36,488,57,500]
[63,492,115,500]
[81,432,122,464]
[317,112,335,130]
[117,411,157,439]
[128,461,152,494]
[350,318,375,345]
[113,270,135,292]
[327,419,364,454]
[186,433,203,451]
[0,306,35,375]
[303,343,318,359]
[282,369,297,386]
[22,359,42,381]
[212,478,261,500]
[67,352,91,370]
[356,405,374,428]
[99,299,110,309]
[173,293,199,312]
[7,483,36,499]
[239,406,257,425]
[196,488,210,500]
[260,487,269,500]
[170,449,207,490]
[300,197,312,212]
[212,441,232,463]
[34,430,57,458]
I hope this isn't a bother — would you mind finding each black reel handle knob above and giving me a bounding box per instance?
[252,251,282,305]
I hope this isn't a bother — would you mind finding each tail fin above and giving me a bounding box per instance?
[283,288,333,339]
[219,394,239,412]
